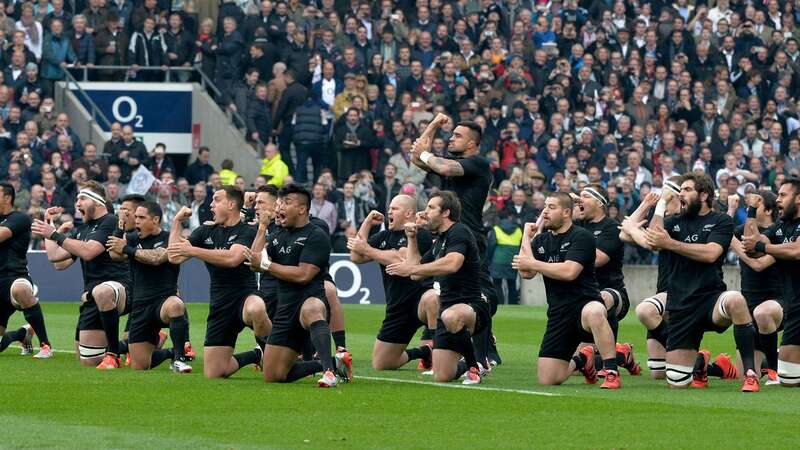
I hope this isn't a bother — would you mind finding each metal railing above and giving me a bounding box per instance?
[59,64,261,148]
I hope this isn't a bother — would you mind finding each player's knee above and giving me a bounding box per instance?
[665,363,693,388]
[753,308,775,331]
[91,285,115,309]
[777,360,800,386]
[130,358,150,371]
[440,309,462,333]
[245,300,266,320]
[582,302,607,327]
[720,292,747,319]
[537,373,563,386]
[10,282,34,307]
[647,358,667,379]
[300,300,325,322]
[166,300,185,318]
[636,297,664,323]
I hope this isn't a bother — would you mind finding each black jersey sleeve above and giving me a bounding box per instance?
[233,224,257,247]
[125,231,140,247]
[443,226,470,256]
[188,225,209,248]
[709,214,734,250]
[299,228,330,268]
[367,229,388,248]
[565,230,596,267]
[420,246,435,264]
[1,213,30,236]
[417,228,434,255]
[457,156,489,176]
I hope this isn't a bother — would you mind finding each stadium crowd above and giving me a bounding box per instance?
[3,0,800,298]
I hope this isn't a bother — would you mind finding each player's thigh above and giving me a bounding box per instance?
[78,329,108,366]
[711,291,746,327]
[537,357,572,385]
[372,340,408,369]
[432,348,461,382]
[579,300,607,331]
[92,281,128,313]
[417,289,439,321]
[129,342,155,370]
[203,346,235,377]
[241,295,267,325]
[263,344,300,382]
[159,296,185,323]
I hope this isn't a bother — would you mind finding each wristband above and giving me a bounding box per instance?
[51,231,67,246]
[755,241,767,254]
[654,198,667,218]
[747,207,757,219]
[259,248,271,271]
[122,245,136,258]
[420,151,433,164]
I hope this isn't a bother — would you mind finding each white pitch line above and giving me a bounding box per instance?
[11,346,561,397]
[354,375,561,397]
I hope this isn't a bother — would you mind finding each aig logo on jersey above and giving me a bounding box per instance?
[684,234,700,242]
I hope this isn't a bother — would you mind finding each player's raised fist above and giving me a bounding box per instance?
[368,211,384,225]
[174,206,192,222]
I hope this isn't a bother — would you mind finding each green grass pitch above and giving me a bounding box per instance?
[1,303,797,449]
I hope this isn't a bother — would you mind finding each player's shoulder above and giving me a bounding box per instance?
[1,211,31,226]
[309,216,331,235]
[570,224,594,240]
[710,211,734,227]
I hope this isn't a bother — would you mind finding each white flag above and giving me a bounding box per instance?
[127,165,156,195]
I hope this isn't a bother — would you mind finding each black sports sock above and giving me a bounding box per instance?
[301,339,315,361]
[607,312,620,340]
[332,330,346,349]
[734,323,757,374]
[421,327,435,341]
[405,345,432,362]
[693,353,708,375]
[170,315,189,359]
[309,320,333,371]
[99,309,120,355]
[646,321,668,348]
[118,340,129,355]
[760,331,779,371]
[594,353,603,371]
[707,363,723,378]
[456,328,478,369]
[603,358,618,373]
[233,349,261,369]
[571,352,588,371]
[22,304,49,345]
[255,335,268,350]
[0,327,26,352]
[472,326,489,366]
[454,359,469,380]
[150,348,172,368]
[285,360,324,382]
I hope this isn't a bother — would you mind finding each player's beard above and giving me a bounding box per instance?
[684,197,701,218]
[781,197,798,222]
[84,203,96,219]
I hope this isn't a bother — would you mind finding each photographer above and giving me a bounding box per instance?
[497,122,529,171]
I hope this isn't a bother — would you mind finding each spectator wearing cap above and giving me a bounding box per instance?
[95,13,128,81]
[332,72,364,118]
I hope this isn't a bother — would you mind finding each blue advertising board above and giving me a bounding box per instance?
[27,252,386,305]
[72,82,194,153]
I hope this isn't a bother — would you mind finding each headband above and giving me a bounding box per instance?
[664,180,681,195]
[582,187,608,206]
[78,189,106,206]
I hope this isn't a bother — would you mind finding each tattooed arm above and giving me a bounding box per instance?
[133,248,170,266]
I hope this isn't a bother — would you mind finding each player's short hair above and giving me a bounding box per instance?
[222,186,244,210]
[257,184,279,197]
[278,184,311,209]
[549,191,574,211]
[430,190,461,222]
[81,180,106,199]
[680,173,715,208]
[759,191,779,221]
[782,177,800,195]
[138,201,163,222]
[0,182,14,204]
[122,194,146,206]
[457,121,482,144]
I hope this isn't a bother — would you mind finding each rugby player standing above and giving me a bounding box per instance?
[513,192,622,389]
[167,186,271,378]
[742,178,800,387]
[107,201,192,373]
[348,195,439,370]
[387,191,489,384]
[247,184,352,387]
[33,181,131,369]
[0,182,51,358]
[412,114,500,366]
[643,174,759,391]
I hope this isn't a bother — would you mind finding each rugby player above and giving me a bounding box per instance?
[247,184,352,387]
[107,201,192,373]
[742,178,800,387]
[573,184,640,376]
[348,196,439,370]
[386,191,489,384]
[412,114,500,366]
[0,182,51,358]
[33,181,131,369]
[167,186,270,379]
[642,174,759,391]
[730,191,782,384]
[513,192,622,389]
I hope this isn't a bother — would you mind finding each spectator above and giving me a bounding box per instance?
[127,15,163,82]
[309,182,336,235]
[147,143,175,180]
[40,170,69,211]
[334,107,374,182]
[16,3,44,61]
[162,12,193,82]
[218,158,238,186]
[40,18,76,97]
[95,13,128,81]
[194,18,217,78]
[155,182,179,231]
[69,14,95,67]
[245,82,271,144]
[214,16,245,103]
[388,136,425,187]
[332,180,366,252]
[273,68,306,171]
[109,124,146,181]
[189,181,212,230]
[488,209,522,305]
[292,95,328,184]
[184,146,214,186]
[72,142,106,181]
[259,143,288,187]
